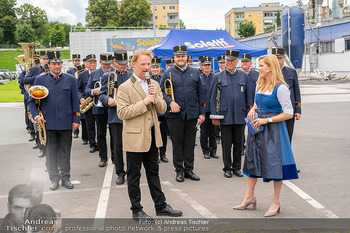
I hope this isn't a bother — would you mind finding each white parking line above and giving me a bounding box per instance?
[95,159,114,219]
[162,181,218,219]
[284,180,339,218]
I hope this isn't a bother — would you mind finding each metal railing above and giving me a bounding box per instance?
[71,26,154,32]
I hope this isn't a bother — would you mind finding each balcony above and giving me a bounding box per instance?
[235,17,245,22]
[168,19,178,24]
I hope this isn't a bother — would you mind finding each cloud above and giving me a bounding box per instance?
[16,0,88,25]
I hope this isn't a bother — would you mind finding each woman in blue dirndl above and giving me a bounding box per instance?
[233,54,298,217]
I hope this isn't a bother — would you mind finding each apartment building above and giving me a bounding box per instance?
[147,0,180,29]
[225,2,283,38]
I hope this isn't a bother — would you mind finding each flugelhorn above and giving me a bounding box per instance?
[93,77,104,107]
[80,97,93,113]
[29,85,49,146]
[164,72,175,101]
[107,72,118,101]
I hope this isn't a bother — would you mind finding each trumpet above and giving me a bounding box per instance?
[164,72,175,101]
[80,97,93,113]
[28,85,49,146]
[93,77,104,107]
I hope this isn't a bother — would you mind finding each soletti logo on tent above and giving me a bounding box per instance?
[184,38,235,49]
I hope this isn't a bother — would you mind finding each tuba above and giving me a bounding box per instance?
[13,55,26,71]
[93,77,104,107]
[28,85,49,146]
[107,72,118,101]
[19,43,39,92]
[80,97,93,114]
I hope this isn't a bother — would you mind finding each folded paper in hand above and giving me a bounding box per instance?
[245,114,264,135]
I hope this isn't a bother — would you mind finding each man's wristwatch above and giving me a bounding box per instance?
[268,117,273,123]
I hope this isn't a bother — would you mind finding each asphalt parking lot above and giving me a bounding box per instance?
[0,80,349,232]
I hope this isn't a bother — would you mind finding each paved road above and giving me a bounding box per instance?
[0,80,349,231]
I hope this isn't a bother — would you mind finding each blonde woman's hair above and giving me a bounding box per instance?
[256,54,288,92]
[132,49,153,63]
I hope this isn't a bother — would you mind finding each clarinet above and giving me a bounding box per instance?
[216,76,221,115]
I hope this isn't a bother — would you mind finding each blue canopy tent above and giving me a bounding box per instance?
[149,29,267,57]
[148,29,267,70]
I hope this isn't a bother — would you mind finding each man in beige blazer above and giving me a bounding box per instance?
[117,49,182,220]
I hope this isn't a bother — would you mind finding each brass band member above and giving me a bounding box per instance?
[160,45,206,183]
[28,51,80,190]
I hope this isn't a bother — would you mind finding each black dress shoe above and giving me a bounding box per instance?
[82,140,88,145]
[33,143,39,149]
[204,153,210,159]
[224,170,232,178]
[99,160,107,167]
[50,182,59,190]
[61,180,74,189]
[89,146,96,153]
[29,135,35,141]
[176,172,184,182]
[184,171,200,181]
[210,153,219,158]
[132,210,153,221]
[73,132,79,138]
[38,150,45,158]
[233,170,243,177]
[160,155,169,163]
[156,204,183,217]
[116,175,125,185]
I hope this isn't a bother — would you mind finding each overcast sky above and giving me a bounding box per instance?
[16,0,311,29]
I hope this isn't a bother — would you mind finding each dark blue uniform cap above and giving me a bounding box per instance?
[76,64,86,72]
[272,47,285,58]
[40,51,48,58]
[151,56,161,66]
[217,55,225,63]
[201,56,212,65]
[173,45,187,55]
[241,53,252,62]
[100,53,113,64]
[48,51,62,62]
[114,50,128,65]
[226,50,239,60]
[72,54,80,60]
[86,54,96,62]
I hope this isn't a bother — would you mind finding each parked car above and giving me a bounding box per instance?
[0,69,17,80]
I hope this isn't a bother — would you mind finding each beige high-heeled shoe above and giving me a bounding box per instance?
[264,205,281,217]
[233,197,257,210]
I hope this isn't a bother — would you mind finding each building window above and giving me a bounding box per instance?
[264,12,273,17]
[169,5,175,10]
[155,16,158,20]
[259,12,262,17]
[163,15,166,19]
[169,15,177,20]
[259,30,262,33]
[235,13,244,18]
[248,13,252,17]
[346,40,350,50]
[259,21,262,25]
[321,41,335,53]
[163,6,166,10]
[155,6,157,11]
[164,24,167,27]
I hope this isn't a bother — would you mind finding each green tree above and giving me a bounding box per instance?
[76,22,82,27]
[312,0,315,19]
[118,0,152,27]
[47,22,65,47]
[15,23,34,42]
[0,27,3,42]
[16,3,48,41]
[180,19,186,29]
[86,0,119,27]
[0,0,17,44]
[237,20,256,38]
[276,11,281,27]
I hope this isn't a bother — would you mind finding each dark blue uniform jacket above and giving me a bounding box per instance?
[28,73,80,130]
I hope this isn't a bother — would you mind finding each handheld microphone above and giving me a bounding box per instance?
[145,72,151,85]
